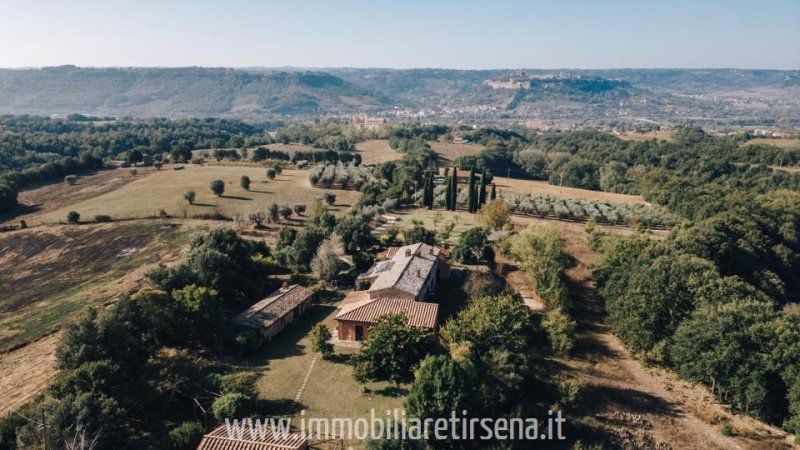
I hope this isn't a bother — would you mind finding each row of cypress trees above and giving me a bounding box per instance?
[423,166,495,212]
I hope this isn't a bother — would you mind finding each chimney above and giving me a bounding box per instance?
[417,268,422,277]
[405,248,412,257]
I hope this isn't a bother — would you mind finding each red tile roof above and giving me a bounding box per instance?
[196,425,308,450]
[335,297,439,329]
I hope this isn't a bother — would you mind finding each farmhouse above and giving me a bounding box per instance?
[233,284,314,340]
[196,424,308,450]
[335,242,448,341]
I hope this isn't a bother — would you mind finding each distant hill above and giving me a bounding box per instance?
[0,66,389,117]
[0,66,798,126]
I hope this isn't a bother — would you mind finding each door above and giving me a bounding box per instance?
[355,325,364,341]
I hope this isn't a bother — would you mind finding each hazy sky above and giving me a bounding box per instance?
[0,0,798,69]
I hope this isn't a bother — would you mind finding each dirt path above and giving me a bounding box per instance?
[549,245,797,449]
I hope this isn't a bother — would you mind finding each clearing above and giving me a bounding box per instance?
[617,130,674,142]
[24,165,359,226]
[428,140,485,164]
[354,139,403,165]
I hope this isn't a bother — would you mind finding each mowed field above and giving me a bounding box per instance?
[617,130,674,142]
[27,165,360,225]
[0,220,202,415]
[0,221,198,353]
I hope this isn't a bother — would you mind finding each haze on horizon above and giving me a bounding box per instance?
[0,0,798,70]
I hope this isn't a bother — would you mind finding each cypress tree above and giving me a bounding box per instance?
[444,168,452,210]
[450,167,458,211]
[490,183,497,200]
[479,167,487,206]
[467,167,476,213]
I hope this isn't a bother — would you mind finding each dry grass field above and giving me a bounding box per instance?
[617,130,674,142]
[497,177,647,204]
[354,139,403,165]
[428,140,485,163]
[742,137,800,149]
[26,166,359,225]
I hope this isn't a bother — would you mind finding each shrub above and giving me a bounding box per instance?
[293,204,306,215]
[67,211,80,224]
[279,206,293,220]
[240,175,251,191]
[183,189,196,205]
[310,324,333,360]
[542,308,577,355]
[94,215,113,223]
[65,175,77,185]
[323,192,336,205]
[266,168,276,180]
[233,329,263,356]
[556,379,581,409]
[211,393,253,420]
[169,422,205,450]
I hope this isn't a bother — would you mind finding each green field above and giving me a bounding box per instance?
[30,165,361,225]
[0,220,197,352]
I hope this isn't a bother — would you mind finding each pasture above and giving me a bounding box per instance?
[28,165,360,225]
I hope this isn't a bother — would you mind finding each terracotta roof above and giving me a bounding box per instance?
[368,243,440,297]
[233,285,313,330]
[197,425,308,450]
[335,297,439,329]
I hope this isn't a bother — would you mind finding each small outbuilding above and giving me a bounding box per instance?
[233,285,314,340]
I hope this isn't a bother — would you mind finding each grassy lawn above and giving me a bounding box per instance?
[31,165,360,225]
[248,300,408,423]
[741,137,800,149]
[428,140,485,164]
[0,220,196,352]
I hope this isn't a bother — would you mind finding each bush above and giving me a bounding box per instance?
[67,211,80,224]
[94,214,113,223]
[323,192,336,205]
[556,379,581,410]
[542,308,577,355]
[240,175,251,191]
[169,421,205,450]
[293,204,306,215]
[233,329,263,356]
[266,168,276,180]
[65,175,77,185]
[353,251,375,271]
[310,324,333,360]
[211,393,253,420]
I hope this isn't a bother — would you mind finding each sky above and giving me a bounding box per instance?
[0,0,798,69]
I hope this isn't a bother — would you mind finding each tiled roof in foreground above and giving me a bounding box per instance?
[335,297,439,329]
[233,285,313,330]
[196,424,308,450]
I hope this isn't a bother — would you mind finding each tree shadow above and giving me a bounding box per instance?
[191,202,215,207]
[373,386,409,398]
[577,383,680,418]
[248,189,274,194]
[221,195,253,201]
[258,398,307,416]
[0,203,42,222]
